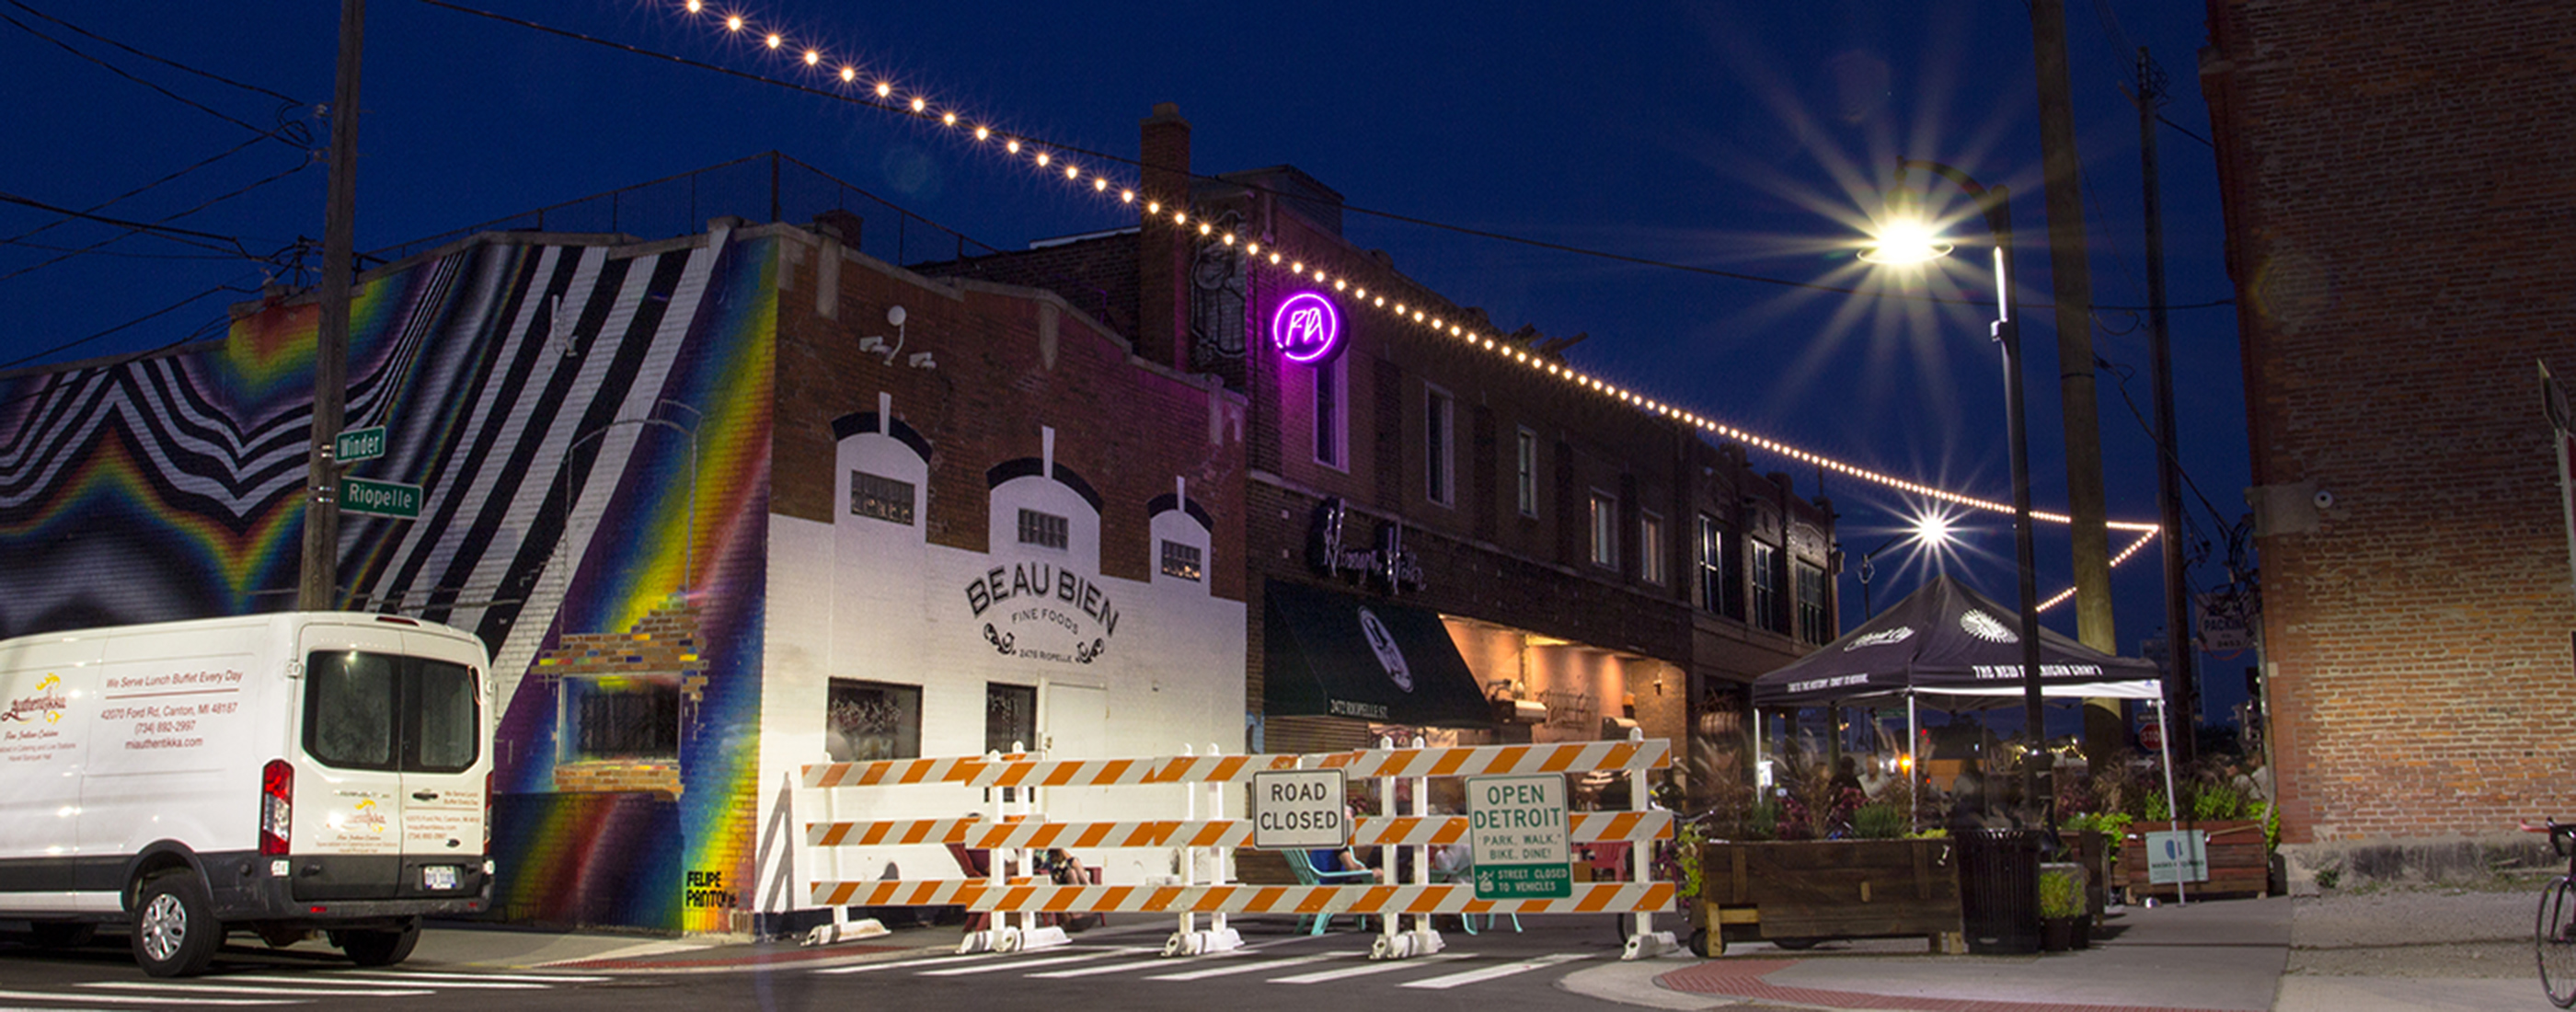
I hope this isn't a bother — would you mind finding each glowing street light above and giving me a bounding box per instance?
[1852,512,1957,617]
[1862,158,2053,830]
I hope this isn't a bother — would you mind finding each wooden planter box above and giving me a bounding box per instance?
[2119,820,2269,901]
[1698,838,1963,954]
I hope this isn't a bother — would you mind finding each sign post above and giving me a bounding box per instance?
[1466,773,1570,900]
[1250,769,1347,851]
[339,477,422,520]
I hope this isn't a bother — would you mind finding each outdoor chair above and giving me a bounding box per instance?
[1284,848,1375,934]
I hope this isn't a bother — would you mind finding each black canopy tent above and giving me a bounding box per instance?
[1746,575,2179,828]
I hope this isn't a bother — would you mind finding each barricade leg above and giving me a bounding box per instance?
[1165,743,1243,956]
[1619,728,1679,961]
[1369,737,1443,960]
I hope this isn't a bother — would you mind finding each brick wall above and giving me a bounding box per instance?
[2204,0,2576,844]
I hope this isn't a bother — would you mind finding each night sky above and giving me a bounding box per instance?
[0,1,2255,729]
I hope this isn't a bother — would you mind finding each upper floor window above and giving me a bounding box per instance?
[1018,508,1068,549]
[1696,514,1726,615]
[851,469,915,525]
[1515,428,1538,517]
[1639,512,1666,585]
[1425,385,1455,506]
[1751,540,1785,634]
[1315,355,1346,469]
[1795,561,1830,644]
[1160,540,1203,581]
[1589,492,1619,569]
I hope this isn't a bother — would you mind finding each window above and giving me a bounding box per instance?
[986,683,1037,755]
[1315,355,1346,468]
[1424,385,1455,506]
[1515,428,1538,517]
[1589,491,1619,569]
[825,679,920,762]
[1696,514,1727,615]
[850,470,914,525]
[1639,512,1665,584]
[303,650,483,773]
[1018,508,1068,549]
[1796,562,1830,644]
[561,675,679,762]
[1160,539,1203,581]
[1751,540,1785,633]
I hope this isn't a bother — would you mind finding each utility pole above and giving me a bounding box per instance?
[2135,48,2198,765]
[2030,0,2122,762]
[298,0,362,611]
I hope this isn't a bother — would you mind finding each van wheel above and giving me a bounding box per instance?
[132,874,221,978]
[339,920,420,967]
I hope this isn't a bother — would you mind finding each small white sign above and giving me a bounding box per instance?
[1251,769,1347,850]
[1467,774,1571,899]
[2144,829,2209,884]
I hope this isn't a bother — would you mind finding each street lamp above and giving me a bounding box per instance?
[1853,512,1955,616]
[1862,159,2053,831]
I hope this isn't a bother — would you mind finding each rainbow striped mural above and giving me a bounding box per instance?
[0,227,780,934]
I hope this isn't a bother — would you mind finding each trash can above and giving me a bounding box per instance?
[1956,828,2044,954]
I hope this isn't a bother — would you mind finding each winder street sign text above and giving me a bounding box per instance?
[333,426,386,465]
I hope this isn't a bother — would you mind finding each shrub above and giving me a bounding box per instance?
[2038,868,2085,919]
[1853,802,1906,840]
[1746,799,1781,841]
[2191,782,2248,821]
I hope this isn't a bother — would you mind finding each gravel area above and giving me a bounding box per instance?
[2286,887,2536,979]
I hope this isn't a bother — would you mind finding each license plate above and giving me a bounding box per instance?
[422,865,461,891]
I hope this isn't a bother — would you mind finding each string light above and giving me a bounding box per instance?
[653,0,2162,595]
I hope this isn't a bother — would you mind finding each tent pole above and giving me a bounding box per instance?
[2156,698,2185,905]
[1906,693,1921,834]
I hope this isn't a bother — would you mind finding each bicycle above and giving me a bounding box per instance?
[2524,819,2576,1006]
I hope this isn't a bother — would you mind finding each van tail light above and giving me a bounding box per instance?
[259,759,293,857]
[482,771,494,854]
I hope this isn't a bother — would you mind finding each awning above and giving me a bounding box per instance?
[1262,579,1497,728]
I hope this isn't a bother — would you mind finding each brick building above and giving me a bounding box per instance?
[2202,0,2576,854]
[926,105,1839,804]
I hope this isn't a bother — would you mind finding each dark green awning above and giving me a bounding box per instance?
[1262,579,1496,728]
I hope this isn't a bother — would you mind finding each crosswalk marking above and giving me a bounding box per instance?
[344,970,605,983]
[1268,952,1470,983]
[80,982,435,997]
[1397,952,1587,990]
[1144,953,1342,981]
[814,952,1002,975]
[214,972,546,990]
[913,947,1152,977]
[0,991,296,1006]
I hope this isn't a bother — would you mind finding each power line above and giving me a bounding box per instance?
[0,162,307,282]
[0,277,256,374]
[0,6,298,143]
[4,1,305,105]
[1,127,300,247]
[409,0,2230,315]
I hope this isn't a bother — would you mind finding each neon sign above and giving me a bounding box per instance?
[1270,292,1343,364]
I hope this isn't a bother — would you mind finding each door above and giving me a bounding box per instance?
[394,628,488,899]
[293,623,488,901]
[1040,683,1108,822]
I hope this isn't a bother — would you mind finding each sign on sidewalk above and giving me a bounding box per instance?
[2144,829,2209,884]
[1250,769,1347,850]
[1467,773,1570,900]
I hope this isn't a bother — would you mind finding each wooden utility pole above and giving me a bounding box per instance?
[299,0,362,611]
[2135,48,2198,765]
[2029,0,2122,758]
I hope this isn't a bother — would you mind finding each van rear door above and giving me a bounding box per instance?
[292,624,485,901]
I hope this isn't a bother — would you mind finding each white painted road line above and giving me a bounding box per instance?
[80,982,434,997]
[346,970,607,983]
[215,972,546,990]
[0,991,300,1006]
[1397,952,1588,989]
[1144,953,1343,981]
[813,952,1001,974]
[1268,952,1469,983]
[912,947,1152,976]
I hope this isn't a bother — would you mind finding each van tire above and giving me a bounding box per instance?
[132,874,221,978]
[339,920,420,967]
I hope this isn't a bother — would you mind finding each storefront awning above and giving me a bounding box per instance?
[1262,579,1497,728]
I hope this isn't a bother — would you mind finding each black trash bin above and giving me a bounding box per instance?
[1956,828,2044,954]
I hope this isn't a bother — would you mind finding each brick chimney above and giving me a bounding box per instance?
[1139,103,1191,371]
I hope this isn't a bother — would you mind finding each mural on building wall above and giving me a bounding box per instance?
[0,228,780,934]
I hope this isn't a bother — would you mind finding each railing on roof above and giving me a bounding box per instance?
[363,152,1005,268]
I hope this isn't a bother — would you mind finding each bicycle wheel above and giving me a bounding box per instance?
[2537,878,2576,1007]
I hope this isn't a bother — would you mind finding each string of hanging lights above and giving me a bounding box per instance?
[662,1,2161,606]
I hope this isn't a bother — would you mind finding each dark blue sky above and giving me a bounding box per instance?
[0,1,2255,726]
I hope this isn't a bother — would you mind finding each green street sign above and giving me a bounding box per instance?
[334,426,386,464]
[339,477,422,519]
[1467,773,1572,900]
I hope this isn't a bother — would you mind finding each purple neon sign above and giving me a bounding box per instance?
[1270,291,1344,364]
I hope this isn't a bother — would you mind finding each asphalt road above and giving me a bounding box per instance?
[0,917,1655,1012]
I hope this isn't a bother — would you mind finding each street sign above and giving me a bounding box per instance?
[339,477,422,519]
[1250,769,1347,850]
[2144,829,2209,884]
[333,426,386,465]
[1466,773,1570,900]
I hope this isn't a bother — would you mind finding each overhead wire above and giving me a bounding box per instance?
[0,6,294,142]
[0,124,307,247]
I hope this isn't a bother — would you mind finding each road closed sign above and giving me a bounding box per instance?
[1251,769,1348,850]
[1467,774,1570,900]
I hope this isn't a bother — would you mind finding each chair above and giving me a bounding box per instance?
[1431,862,1522,935]
[1284,848,1375,935]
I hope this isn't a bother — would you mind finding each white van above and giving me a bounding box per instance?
[0,612,494,976]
